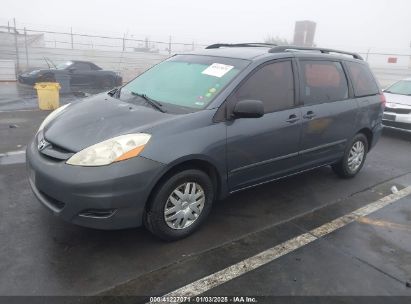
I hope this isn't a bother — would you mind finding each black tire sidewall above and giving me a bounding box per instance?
[342,134,368,177]
[146,169,214,241]
[101,76,114,88]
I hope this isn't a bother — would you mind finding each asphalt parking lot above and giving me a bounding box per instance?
[1,83,411,301]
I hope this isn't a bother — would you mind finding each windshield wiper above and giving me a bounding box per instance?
[131,92,166,113]
[108,87,119,97]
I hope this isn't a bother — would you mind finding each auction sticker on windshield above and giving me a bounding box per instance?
[202,63,234,78]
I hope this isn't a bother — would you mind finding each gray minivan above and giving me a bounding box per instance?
[27,44,385,240]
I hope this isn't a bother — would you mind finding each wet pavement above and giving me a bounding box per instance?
[0,82,106,112]
[0,84,411,298]
[203,195,411,297]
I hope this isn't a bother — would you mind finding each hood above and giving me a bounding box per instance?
[43,93,178,152]
[21,69,45,76]
[384,92,411,107]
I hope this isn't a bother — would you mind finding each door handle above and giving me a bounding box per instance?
[286,114,300,123]
[303,111,316,119]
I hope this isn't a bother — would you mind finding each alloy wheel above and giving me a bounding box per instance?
[347,141,365,173]
[164,182,205,230]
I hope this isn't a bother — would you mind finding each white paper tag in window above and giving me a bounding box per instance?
[202,63,234,78]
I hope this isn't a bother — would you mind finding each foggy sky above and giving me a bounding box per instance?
[1,0,411,52]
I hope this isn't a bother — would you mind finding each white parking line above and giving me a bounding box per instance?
[163,186,411,299]
[0,150,26,157]
[0,150,26,165]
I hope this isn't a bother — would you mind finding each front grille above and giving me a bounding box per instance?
[37,136,74,161]
[383,121,411,131]
[384,107,411,114]
[39,190,66,210]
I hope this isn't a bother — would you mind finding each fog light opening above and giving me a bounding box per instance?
[78,209,117,219]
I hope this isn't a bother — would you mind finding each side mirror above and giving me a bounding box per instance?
[68,67,75,73]
[233,99,264,118]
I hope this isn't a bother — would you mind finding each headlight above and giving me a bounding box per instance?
[38,103,70,133]
[66,133,151,166]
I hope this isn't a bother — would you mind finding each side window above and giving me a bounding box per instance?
[346,62,379,97]
[72,63,91,71]
[234,61,294,113]
[300,60,348,105]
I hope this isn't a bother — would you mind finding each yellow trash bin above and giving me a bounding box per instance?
[34,82,61,110]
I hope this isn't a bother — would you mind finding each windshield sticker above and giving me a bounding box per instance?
[202,63,234,78]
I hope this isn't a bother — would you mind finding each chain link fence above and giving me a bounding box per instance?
[1,20,410,87]
[0,20,207,82]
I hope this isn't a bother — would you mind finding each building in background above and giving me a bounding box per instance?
[293,20,316,47]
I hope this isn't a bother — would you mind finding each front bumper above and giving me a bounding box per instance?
[26,137,165,230]
[382,111,411,133]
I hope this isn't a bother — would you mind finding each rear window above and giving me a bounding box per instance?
[300,60,349,104]
[346,62,379,97]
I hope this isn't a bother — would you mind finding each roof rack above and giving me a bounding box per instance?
[268,46,363,60]
[206,43,277,49]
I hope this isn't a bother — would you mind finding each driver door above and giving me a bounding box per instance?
[226,59,302,191]
[69,62,94,87]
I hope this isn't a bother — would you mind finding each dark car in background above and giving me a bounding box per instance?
[27,44,384,241]
[18,60,122,89]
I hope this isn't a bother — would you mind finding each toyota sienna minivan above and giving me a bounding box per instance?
[27,44,385,240]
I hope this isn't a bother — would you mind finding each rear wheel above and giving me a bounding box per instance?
[332,133,368,178]
[100,76,114,89]
[145,169,214,241]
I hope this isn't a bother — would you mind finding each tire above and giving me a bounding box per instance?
[332,133,368,178]
[144,169,214,241]
[100,76,114,89]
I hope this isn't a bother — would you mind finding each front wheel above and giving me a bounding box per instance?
[332,133,368,178]
[145,169,214,241]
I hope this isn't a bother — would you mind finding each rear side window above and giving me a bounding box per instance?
[300,60,349,104]
[346,62,379,97]
[72,62,91,70]
[234,61,294,113]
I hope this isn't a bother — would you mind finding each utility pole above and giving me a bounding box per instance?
[24,27,29,68]
[365,48,371,62]
[13,18,20,78]
[71,27,74,49]
[409,40,411,69]
[168,36,172,55]
[122,33,126,52]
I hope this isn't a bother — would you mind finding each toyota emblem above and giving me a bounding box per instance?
[38,139,49,151]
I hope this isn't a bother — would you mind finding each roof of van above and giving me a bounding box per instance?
[190,47,271,60]
[188,44,364,61]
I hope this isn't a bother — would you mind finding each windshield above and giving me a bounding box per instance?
[385,80,411,96]
[120,55,249,110]
[56,61,73,70]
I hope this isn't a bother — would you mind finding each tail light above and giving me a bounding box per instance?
[380,92,386,108]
